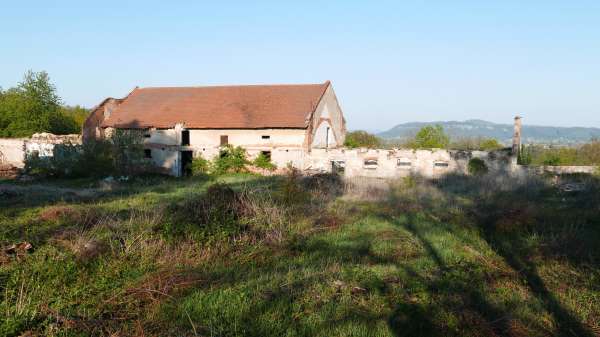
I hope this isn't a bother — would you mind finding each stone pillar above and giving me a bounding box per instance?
[512,116,522,156]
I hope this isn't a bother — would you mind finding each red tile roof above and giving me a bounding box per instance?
[101,82,330,129]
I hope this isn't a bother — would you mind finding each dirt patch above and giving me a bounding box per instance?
[39,205,79,222]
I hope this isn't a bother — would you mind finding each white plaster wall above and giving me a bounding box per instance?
[310,85,346,148]
[304,148,512,179]
[0,139,26,168]
[187,129,306,148]
[141,128,308,174]
[312,121,337,149]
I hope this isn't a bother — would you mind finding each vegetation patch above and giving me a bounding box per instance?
[1,171,599,336]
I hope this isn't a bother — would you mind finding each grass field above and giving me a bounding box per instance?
[1,171,599,336]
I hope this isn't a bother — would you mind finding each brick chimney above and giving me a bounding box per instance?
[512,116,522,156]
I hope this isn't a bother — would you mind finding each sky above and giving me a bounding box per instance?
[1,0,599,131]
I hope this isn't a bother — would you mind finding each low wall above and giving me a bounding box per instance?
[0,133,81,169]
[303,148,513,178]
[0,139,27,168]
[527,165,597,175]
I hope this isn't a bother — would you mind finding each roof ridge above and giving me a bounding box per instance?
[136,82,329,90]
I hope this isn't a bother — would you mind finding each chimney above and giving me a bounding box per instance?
[512,116,522,156]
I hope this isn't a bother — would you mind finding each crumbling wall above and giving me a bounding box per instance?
[25,133,81,157]
[0,138,27,168]
[303,148,513,178]
[0,133,81,169]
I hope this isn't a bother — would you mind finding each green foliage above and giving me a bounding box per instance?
[0,71,83,137]
[518,145,532,165]
[60,105,89,131]
[468,158,488,176]
[411,125,450,149]
[189,155,211,176]
[252,152,276,171]
[24,131,144,178]
[450,137,504,151]
[212,145,249,174]
[520,141,600,166]
[343,130,382,148]
[479,138,503,151]
[2,171,600,336]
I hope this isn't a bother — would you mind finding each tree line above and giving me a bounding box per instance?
[344,125,503,151]
[0,71,88,138]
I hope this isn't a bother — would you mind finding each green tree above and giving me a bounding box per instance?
[412,125,449,149]
[0,71,81,137]
[344,130,382,148]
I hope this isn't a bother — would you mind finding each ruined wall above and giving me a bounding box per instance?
[528,165,597,175]
[0,133,81,169]
[303,148,513,178]
[0,139,27,168]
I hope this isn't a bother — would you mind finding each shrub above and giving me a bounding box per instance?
[24,131,145,178]
[253,152,276,171]
[479,138,503,151]
[189,155,211,176]
[411,125,449,149]
[165,183,243,240]
[212,145,249,174]
[344,131,382,149]
[468,158,488,176]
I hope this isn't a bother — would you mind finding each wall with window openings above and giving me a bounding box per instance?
[304,148,513,178]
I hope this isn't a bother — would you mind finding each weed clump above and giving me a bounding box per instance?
[468,158,488,176]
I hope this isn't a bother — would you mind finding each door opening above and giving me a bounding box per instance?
[181,151,193,176]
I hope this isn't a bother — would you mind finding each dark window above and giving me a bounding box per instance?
[181,130,190,145]
[261,151,271,161]
[144,149,152,159]
[364,159,378,169]
[220,135,229,146]
[332,161,345,174]
[397,160,412,167]
[144,134,151,138]
[434,162,449,168]
[262,135,270,140]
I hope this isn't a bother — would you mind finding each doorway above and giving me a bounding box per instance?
[181,151,193,176]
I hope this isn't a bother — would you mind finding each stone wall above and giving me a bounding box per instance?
[0,138,27,168]
[303,148,513,178]
[0,133,81,169]
[527,165,598,175]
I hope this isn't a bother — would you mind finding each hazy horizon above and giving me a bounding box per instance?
[2,1,599,130]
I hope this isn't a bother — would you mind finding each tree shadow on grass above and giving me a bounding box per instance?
[423,173,598,337]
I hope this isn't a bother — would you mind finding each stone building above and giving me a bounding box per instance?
[84,81,346,176]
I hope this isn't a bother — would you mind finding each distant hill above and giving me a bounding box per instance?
[377,119,600,145]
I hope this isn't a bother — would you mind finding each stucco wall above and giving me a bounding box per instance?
[0,134,81,169]
[309,85,346,149]
[303,148,513,178]
[142,128,308,175]
[0,139,27,168]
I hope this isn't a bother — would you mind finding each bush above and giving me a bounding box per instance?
[212,145,249,174]
[165,183,243,240]
[189,155,211,176]
[24,131,145,178]
[450,137,503,151]
[479,138,503,151]
[411,125,449,149]
[344,131,382,149]
[468,158,488,176]
[253,152,276,171]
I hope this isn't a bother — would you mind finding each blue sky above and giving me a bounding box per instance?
[1,0,599,131]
